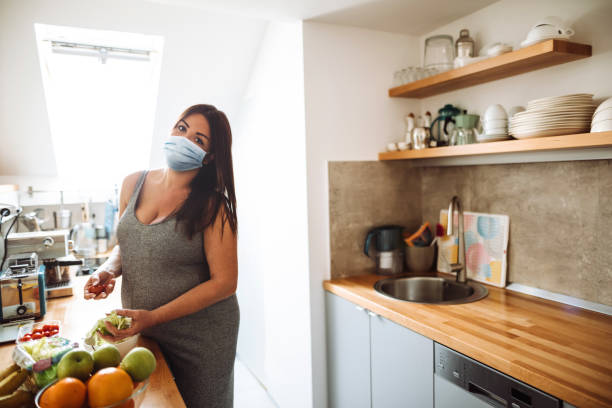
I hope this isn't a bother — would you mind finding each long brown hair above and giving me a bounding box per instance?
[173,104,237,239]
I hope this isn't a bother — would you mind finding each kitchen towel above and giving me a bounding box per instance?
[438,209,509,288]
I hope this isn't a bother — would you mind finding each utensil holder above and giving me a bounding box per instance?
[405,244,436,273]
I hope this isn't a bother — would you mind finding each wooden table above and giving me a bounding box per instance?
[325,273,612,408]
[0,276,186,408]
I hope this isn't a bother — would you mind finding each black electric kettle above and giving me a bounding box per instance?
[364,225,404,275]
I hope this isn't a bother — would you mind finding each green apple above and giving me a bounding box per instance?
[120,347,156,382]
[93,343,121,372]
[57,349,94,381]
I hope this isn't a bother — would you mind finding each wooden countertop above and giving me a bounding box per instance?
[0,276,186,408]
[324,273,612,408]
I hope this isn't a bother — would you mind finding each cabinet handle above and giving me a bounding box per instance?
[355,306,365,312]
[367,311,378,318]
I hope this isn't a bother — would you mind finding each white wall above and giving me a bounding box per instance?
[419,0,612,118]
[302,22,420,407]
[0,0,266,187]
[233,21,311,408]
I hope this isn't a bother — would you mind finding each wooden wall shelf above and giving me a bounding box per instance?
[388,40,592,98]
[378,132,612,161]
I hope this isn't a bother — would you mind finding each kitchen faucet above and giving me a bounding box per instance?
[447,196,467,284]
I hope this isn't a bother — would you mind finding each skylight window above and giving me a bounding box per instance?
[34,24,164,188]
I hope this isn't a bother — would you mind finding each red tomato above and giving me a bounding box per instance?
[50,324,60,331]
[43,331,51,337]
[33,328,43,334]
[89,284,106,295]
[51,329,59,335]
[31,333,42,340]
[22,334,31,341]
[42,325,51,331]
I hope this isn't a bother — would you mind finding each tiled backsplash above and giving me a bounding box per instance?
[328,161,421,278]
[329,159,612,306]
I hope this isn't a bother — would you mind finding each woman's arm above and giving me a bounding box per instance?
[84,172,140,300]
[83,245,122,299]
[103,208,238,338]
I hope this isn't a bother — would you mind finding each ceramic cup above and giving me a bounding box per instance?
[405,245,436,273]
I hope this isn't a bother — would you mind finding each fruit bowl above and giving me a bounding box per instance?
[35,378,149,408]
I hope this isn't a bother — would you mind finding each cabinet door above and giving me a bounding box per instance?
[370,314,433,408]
[326,293,371,408]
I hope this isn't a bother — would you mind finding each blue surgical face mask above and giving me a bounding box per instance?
[163,136,208,171]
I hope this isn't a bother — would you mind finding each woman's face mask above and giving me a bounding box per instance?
[163,136,207,171]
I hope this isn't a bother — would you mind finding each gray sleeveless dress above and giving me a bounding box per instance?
[116,171,239,408]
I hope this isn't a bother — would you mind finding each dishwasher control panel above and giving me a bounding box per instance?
[435,343,561,408]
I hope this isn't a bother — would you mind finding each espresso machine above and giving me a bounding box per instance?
[0,252,47,342]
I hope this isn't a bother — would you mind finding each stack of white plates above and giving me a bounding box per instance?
[509,94,595,139]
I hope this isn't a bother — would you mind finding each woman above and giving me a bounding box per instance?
[84,104,239,408]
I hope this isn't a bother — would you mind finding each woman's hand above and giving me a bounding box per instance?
[83,270,116,300]
[99,309,157,342]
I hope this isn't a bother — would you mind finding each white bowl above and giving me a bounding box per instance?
[482,119,507,128]
[484,104,507,121]
[521,17,574,47]
[508,106,526,118]
[593,107,612,122]
[595,97,612,114]
[485,128,508,135]
[386,143,398,152]
[480,42,512,57]
[110,334,140,359]
[397,142,409,151]
[591,119,612,133]
[85,334,140,359]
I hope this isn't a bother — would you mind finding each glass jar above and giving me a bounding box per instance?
[450,128,477,145]
[455,29,475,58]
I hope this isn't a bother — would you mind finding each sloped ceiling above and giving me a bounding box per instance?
[142,0,499,34]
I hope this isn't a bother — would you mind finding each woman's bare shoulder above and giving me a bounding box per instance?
[121,171,144,194]
[119,170,151,212]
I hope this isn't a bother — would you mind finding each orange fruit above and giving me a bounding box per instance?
[87,367,134,408]
[39,377,86,408]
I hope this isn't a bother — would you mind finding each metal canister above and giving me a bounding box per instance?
[455,29,475,58]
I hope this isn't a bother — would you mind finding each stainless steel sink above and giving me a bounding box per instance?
[374,276,488,305]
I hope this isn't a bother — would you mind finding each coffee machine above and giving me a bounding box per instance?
[364,225,405,275]
[0,252,47,342]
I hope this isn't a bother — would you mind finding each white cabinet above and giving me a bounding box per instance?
[370,314,433,407]
[326,292,434,408]
[326,292,371,408]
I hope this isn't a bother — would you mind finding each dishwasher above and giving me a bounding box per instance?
[434,343,562,408]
